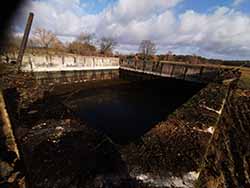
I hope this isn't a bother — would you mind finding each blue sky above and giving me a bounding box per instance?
[177,0,250,14]
[81,0,117,14]
[15,0,250,60]
[81,0,250,15]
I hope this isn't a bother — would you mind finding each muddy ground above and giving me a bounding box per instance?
[1,79,229,188]
[120,83,228,178]
[6,92,141,188]
[198,89,250,188]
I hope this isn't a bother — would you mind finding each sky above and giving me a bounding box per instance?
[13,0,250,60]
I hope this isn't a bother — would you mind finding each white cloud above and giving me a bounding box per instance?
[175,7,250,59]
[103,0,183,24]
[233,0,245,6]
[18,0,100,36]
[14,0,250,60]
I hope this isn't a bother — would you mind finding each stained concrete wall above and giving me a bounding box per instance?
[120,61,225,83]
[33,69,120,85]
[21,54,120,72]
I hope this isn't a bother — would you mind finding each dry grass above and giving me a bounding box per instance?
[238,68,250,89]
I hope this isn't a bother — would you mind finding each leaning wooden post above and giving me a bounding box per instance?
[17,12,34,72]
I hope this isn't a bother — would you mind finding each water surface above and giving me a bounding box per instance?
[65,78,205,144]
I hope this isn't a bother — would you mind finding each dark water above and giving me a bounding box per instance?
[66,78,205,144]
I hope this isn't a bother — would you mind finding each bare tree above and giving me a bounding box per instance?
[32,28,58,49]
[77,32,94,45]
[99,37,117,55]
[67,41,96,55]
[139,40,156,57]
[51,38,65,51]
[0,32,22,58]
[166,51,173,61]
[66,33,97,55]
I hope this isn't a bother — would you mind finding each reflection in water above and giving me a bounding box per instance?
[65,78,205,144]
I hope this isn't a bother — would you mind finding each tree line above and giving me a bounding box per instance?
[2,27,118,56]
[1,27,249,67]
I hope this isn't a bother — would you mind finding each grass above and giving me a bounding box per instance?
[0,63,17,75]
[238,68,250,89]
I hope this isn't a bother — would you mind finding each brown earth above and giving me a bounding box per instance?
[1,80,227,188]
[0,63,245,188]
[198,88,250,188]
[121,83,228,178]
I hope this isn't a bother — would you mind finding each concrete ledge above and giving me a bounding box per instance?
[20,54,120,72]
[22,66,120,72]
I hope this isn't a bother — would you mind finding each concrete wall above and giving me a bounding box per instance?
[21,54,120,72]
[17,54,227,84]
[33,69,120,86]
[120,61,224,83]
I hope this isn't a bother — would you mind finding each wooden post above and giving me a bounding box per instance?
[160,63,164,75]
[170,64,176,77]
[183,66,188,80]
[17,12,34,72]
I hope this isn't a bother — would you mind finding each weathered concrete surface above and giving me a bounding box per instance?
[120,60,234,83]
[14,54,121,86]
[197,85,250,188]
[32,69,120,86]
[20,54,120,72]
